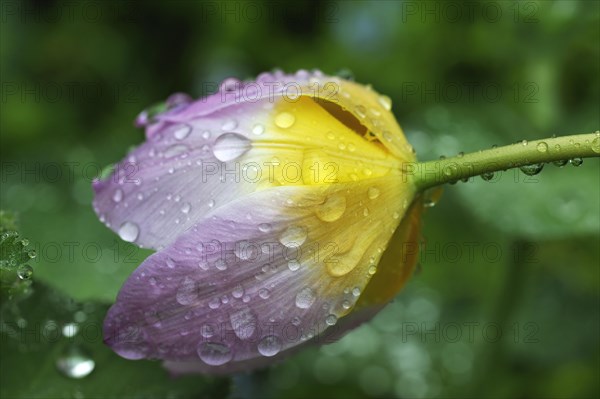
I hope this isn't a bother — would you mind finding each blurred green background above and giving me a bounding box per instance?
[1,0,599,398]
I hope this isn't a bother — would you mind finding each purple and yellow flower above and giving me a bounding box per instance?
[92,70,422,374]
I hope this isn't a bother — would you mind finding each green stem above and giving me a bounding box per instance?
[411,132,600,192]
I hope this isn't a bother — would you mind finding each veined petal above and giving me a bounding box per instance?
[104,172,416,373]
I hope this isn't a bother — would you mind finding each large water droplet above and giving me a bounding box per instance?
[295,287,316,309]
[173,124,192,140]
[56,346,95,379]
[279,225,307,247]
[197,342,232,366]
[316,195,347,222]
[118,222,139,242]
[229,307,257,340]
[232,285,244,298]
[519,163,544,176]
[274,112,296,129]
[257,335,282,357]
[176,277,198,305]
[213,133,251,162]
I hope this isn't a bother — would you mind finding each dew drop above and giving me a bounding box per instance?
[212,133,251,162]
[118,222,139,242]
[230,307,257,340]
[232,285,244,298]
[222,119,238,130]
[352,287,361,297]
[521,140,528,146]
[252,123,265,135]
[163,144,189,158]
[180,202,192,214]
[112,188,124,203]
[368,265,377,275]
[56,346,95,379]
[202,130,211,139]
[166,257,176,269]
[592,134,600,153]
[519,163,544,176]
[173,124,192,140]
[536,141,548,153]
[208,297,221,309]
[553,159,568,167]
[279,225,307,247]
[295,287,316,309]
[354,105,367,118]
[367,187,380,200]
[274,112,296,129]
[259,288,270,299]
[201,324,215,338]
[325,314,338,326]
[176,277,198,305]
[17,264,33,280]
[197,342,232,366]
[288,259,300,271]
[316,195,347,222]
[257,335,282,357]
[258,223,272,233]
[215,259,227,271]
[570,157,583,167]
[378,95,392,111]
[480,171,495,181]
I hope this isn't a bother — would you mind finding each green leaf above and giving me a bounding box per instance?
[0,282,230,399]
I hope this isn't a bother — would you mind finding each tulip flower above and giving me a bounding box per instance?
[92,70,422,373]
[92,69,599,374]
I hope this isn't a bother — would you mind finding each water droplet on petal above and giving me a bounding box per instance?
[257,335,282,357]
[352,287,361,297]
[279,225,307,247]
[274,112,296,129]
[316,195,347,222]
[113,188,124,203]
[202,130,211,139]
[252,123,265,135]
[367,187,380,200]
[288,259,300,271]
[259,288,270,299]
[222,119,238,130]
[325,314,338,326]
[230,307,257,340]
[378,95,392,111]
[56,346,95,379]
[213,133,251,162]
[173,124,192,140]
[295,287,316,309]
[215,259,227,271]
[232,285,244,298]
[258,223,272,233]
[519,163,544,176]
[166,257,176,269]
[201,324,214,338]
[176,277,197,305]
[118,222,139,242]
[197,342,232,366]
[181,202,192,214]
[354,105,366,118]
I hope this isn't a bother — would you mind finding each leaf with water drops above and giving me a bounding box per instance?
[0,282,230,398]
